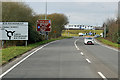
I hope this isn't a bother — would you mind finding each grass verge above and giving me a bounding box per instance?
[96,37,120,49]
[1,36,72,65]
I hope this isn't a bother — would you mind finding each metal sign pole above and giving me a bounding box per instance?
[25,40,27,46]
[46,32,48,40]
[2,40,4,48]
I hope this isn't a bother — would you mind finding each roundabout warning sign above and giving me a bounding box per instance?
[0,22,28,40]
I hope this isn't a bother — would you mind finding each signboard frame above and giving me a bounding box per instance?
[0,22,28,40]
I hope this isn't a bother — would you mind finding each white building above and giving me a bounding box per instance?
[65,24,94,30]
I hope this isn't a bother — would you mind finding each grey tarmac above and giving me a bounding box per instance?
[1,37,118,80]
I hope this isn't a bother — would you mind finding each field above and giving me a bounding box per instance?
[62,30,103,37]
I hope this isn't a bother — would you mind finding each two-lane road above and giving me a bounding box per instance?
[76,37,118,78]
[1,37,118,80]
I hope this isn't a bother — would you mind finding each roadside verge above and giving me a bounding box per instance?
[1,37,72,66]
[95,37,120,52]
[1,37,72,76]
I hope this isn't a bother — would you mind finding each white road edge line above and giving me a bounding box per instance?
[80,52,84,56]
[74,39,79,50]
[95,39,119,52]
[98,72,108,80]
[86,59,91,63]
[0,40,57,79]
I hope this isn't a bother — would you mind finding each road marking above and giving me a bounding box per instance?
[80,52,84,56]
[98,72,108,80]
[86,59,91,63]
[74,39,79,50]
[95,39,119,52]
[0,40,58,78]
[77,48,79,50]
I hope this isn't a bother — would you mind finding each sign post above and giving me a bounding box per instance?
[25,40,27,46]
[2,40,4,47]
[0,22,28,46]
[37,20,51,40]
[54,31,56,38]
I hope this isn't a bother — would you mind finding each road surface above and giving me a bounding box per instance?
[1,37,118,80]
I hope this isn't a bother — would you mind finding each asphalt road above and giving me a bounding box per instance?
[1,37,118,80]
[76,37,118,78]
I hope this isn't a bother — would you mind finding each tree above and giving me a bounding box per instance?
[2,2,41,45]
[103,18,119,43]
[2,2,69,45]
[37,13,68,38]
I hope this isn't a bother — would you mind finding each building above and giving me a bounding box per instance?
[64,24,95,30]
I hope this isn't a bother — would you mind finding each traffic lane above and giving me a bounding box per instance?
[3,38,100,78]
[77,37,118,78]
[57,39,99,78]
[3,41,61,78]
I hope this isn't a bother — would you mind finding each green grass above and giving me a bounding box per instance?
[96,37,120,49]
[1,37,71,65]
[62,30,103,37]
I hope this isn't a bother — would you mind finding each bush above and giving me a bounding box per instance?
[103,18,118,43]
[117,37,120,44]
[28,24,42,43]
[2,2,42,45]
[2,2,69,46]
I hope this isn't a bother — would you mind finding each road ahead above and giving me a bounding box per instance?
[2,37,118,80]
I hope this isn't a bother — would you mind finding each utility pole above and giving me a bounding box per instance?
[94,22,97,36]
[65,25,67,36]
[104,24,106,38]
[68,16,70,37]
[94,18,96,36]
[45,0,47,20]
[94,26,95,36]
[68,26,69,37]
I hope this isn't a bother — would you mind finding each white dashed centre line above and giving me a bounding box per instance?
[86,58,91,63]
[74,39,108,79]
[80,52,84,56]
[98,72,108,80]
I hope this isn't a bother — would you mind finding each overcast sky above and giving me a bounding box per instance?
[25,1,118,26]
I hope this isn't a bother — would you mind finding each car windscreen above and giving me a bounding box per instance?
[85,37,93,39]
